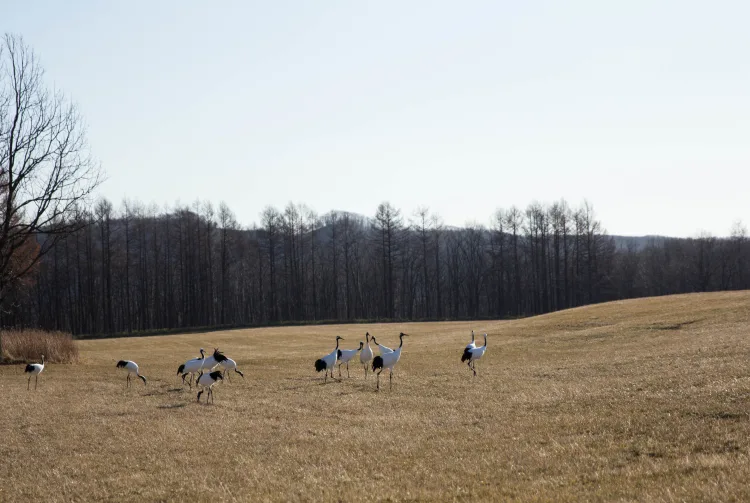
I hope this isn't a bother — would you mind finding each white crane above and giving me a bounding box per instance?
[177,348,207,388]
[314,336,342,383]
[196,370,224,403]
[116,360,147,387]
[337,341,363,378]
[218,357,245,381]
[461,330,477,373]
[371,335,394,354]
[24,355,45,390]
[371,333,408,390]
[461,333,488,376]
[360,332,374,378]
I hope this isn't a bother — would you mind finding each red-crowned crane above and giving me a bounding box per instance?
[177,348,207,388]
[337,341,363,378]
[314,336,342,383]
[461,333,488,376]
[116,360,147,387]
[360,332,374,378]
[196,370,224,404]
[372,333,408,390]
[24,355,45,390]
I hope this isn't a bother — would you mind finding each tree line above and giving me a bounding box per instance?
[4,33,750,337]
[2,198,748,335]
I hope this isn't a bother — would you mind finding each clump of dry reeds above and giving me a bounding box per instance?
[1,329,78,364]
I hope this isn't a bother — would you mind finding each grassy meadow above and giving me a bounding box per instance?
[1,291,750,502]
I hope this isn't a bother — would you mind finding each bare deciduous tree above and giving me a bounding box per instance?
[0,34,102,356]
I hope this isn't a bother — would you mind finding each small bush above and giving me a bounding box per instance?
[1,329,79,364]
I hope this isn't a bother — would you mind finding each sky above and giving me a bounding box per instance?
[5,0,750,237]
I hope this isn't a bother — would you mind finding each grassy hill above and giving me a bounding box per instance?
[1,291,749,501]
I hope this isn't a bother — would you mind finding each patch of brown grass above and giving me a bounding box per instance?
[1,329,79,364]
[1,291,750,501]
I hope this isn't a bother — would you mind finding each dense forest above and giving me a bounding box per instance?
[1,198,748,335]
[3,35,749,337]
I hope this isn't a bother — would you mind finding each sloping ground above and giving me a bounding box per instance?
[1,291,749,502]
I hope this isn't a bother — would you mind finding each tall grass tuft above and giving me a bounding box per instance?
[1,329,79,364]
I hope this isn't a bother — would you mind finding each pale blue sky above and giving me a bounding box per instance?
[6,0,750,236]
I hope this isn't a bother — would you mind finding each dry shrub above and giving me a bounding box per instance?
[1,329,79,364]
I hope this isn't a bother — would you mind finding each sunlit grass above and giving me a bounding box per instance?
[1,291,750,501]
[1,329,78,364]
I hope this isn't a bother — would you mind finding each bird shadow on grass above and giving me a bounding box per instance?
[143,386,183,397]
[319,380,343,386]
[157,403,186,409]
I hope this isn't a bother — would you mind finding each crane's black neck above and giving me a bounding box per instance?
[358,341,364,350]
[483,334,487,347]
[335,338,340,350]
[399,334,405,348]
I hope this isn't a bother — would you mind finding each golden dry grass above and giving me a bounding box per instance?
[1,291,750,502]
[1,329,79,363]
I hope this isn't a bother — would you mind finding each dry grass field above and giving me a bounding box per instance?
[1,292,750,502]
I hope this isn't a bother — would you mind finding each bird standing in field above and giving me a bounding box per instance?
[337,341,363,378]
[461,331,477,372]
[24,355,45,390]
[177,348,207,388]
[462,333,488,376]
[116,360,147,387]
[360,332,374,378]
[196,370,224,404]
[314,336,343,383]
[372,333,408,391]
[218,356,245,381]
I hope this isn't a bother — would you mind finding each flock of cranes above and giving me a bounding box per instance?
[21,330,489,401]
[313,330,488,390]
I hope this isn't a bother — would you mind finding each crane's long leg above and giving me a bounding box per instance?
[364,364,368,379]
[376,369,382,390]
[35,375,38,390]
[473,361,477,377]
[338,364,342,378]
[28,375,31,390]
[347,363,350,378]
[389,369,393,390]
